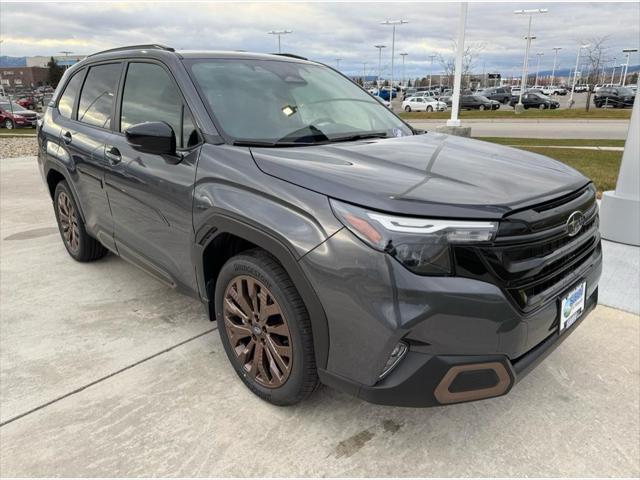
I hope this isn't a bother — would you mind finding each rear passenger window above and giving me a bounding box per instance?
[121,62,198,149]
[57,71,84,119]
[78,63,121,128]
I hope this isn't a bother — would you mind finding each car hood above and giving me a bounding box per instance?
[250,132,590,219]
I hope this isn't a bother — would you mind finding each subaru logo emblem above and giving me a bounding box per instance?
[566,211,585,237]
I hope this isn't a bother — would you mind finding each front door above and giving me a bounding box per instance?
[103,61,201,292]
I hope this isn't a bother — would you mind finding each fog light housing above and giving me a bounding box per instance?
[378,341,408,380]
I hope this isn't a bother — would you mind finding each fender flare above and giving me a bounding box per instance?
[43,160,88,225]
[194,212,330,370]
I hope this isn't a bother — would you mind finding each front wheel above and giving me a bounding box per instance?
[4,119,14,129]
[539,103,546,110]
[478,105,486,111]
[404,105,411,112]
[215,249,318,406]
[426,105,433,112]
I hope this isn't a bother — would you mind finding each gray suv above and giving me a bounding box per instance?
[38,45,602,407]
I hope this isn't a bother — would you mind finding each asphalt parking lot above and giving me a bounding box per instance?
[1,154,639,477]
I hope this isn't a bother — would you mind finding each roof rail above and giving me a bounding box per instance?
[88,44,175,57]
[273,53,308,61]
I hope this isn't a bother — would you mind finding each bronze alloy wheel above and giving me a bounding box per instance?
[223,275,293,388]
[57,191,80,253]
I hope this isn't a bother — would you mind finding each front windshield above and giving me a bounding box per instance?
[187,58,412,144]
[0,102,23,111]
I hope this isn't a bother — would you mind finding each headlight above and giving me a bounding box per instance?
[330,199,498,275]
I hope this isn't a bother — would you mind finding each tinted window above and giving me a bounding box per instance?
[78,63,121,128]
[58,71,84,119]
[121,62,197,149]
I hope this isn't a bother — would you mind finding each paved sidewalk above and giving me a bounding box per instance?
[1,156,638,477]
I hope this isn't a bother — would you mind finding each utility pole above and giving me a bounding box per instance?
[362,62,367,86]
[514,8,547,113]
[267,30,292,54]
[447,2,467,129]
[568,43,589,109]
[622,48,638,86]
[551,47,561,86]
[534,52,544,86]
[381,19,408,105]
[374,45,386,90]
[428,54,436,90]
[335,58,341,71]
[400,53,408,87]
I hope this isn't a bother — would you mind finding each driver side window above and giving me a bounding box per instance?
[120,62,198,149]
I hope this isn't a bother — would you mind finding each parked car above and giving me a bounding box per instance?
[509,92,560,109]
[377,87,397,101]
[475,86,511,104]
[17,96,38,110]
[374,95,391,108]
[541,85,567,96]
[593,86,636,108]
[39,45,601,408]
[403,87,417,98]
[402,96,446,112]
[447,95,500,110]
[0,101,38,128]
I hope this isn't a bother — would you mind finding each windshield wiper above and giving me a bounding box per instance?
[232,139,310,147]
[327,131,389,143]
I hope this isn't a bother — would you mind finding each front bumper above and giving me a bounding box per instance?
[300,227,602,407]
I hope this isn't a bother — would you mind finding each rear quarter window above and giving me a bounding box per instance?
[57,71,84,119]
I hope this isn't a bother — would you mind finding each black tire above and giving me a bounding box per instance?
[4,119,14,129]
[539,103,546,110]
[215,249,318,406]
[404,105,411,112]
[426,105,433,112]
[478,105,486,111]
[53,181,108,262]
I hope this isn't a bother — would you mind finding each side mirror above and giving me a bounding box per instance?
[125,121,176,156]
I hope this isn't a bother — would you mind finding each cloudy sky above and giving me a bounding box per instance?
[1,1,638,78]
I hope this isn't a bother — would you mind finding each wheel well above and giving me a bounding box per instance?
[202,232,259,310]
[46,169,65,198]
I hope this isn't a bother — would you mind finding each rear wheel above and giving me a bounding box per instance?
[53,181,108,262]
[215,249,318,406]
[4,119,14,129]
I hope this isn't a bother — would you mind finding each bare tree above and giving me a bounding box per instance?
[582,36,610,110]
[438,41,485,89]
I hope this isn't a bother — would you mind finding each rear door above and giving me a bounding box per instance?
[54,62,123,251]
[103,60,201,292]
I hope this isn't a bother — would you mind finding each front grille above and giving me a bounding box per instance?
[455,184,601,312]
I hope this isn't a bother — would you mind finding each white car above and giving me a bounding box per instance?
[402,96,446,112]
[541,85,567,95]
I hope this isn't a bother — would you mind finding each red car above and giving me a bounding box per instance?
[0,101,38,129]
[17,96,38,110]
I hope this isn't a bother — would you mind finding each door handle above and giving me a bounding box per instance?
[62,131,72,144]
[105,145,121,164]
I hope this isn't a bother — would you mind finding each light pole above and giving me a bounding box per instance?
[400,52,408,87]
[622,48,638,86]
[381,19,408,105]
[551,47,561,86]
[267,30,292,54]
[447,2,468,128]
[59,50,73,70]
[514,8,547,112]
[374,45,386,90]
[534,52,544,86]
[362,62,367,85]
[335,58,342,70]
[610,58,617,84]
[428,54,436,90]
[568,43,589,108]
